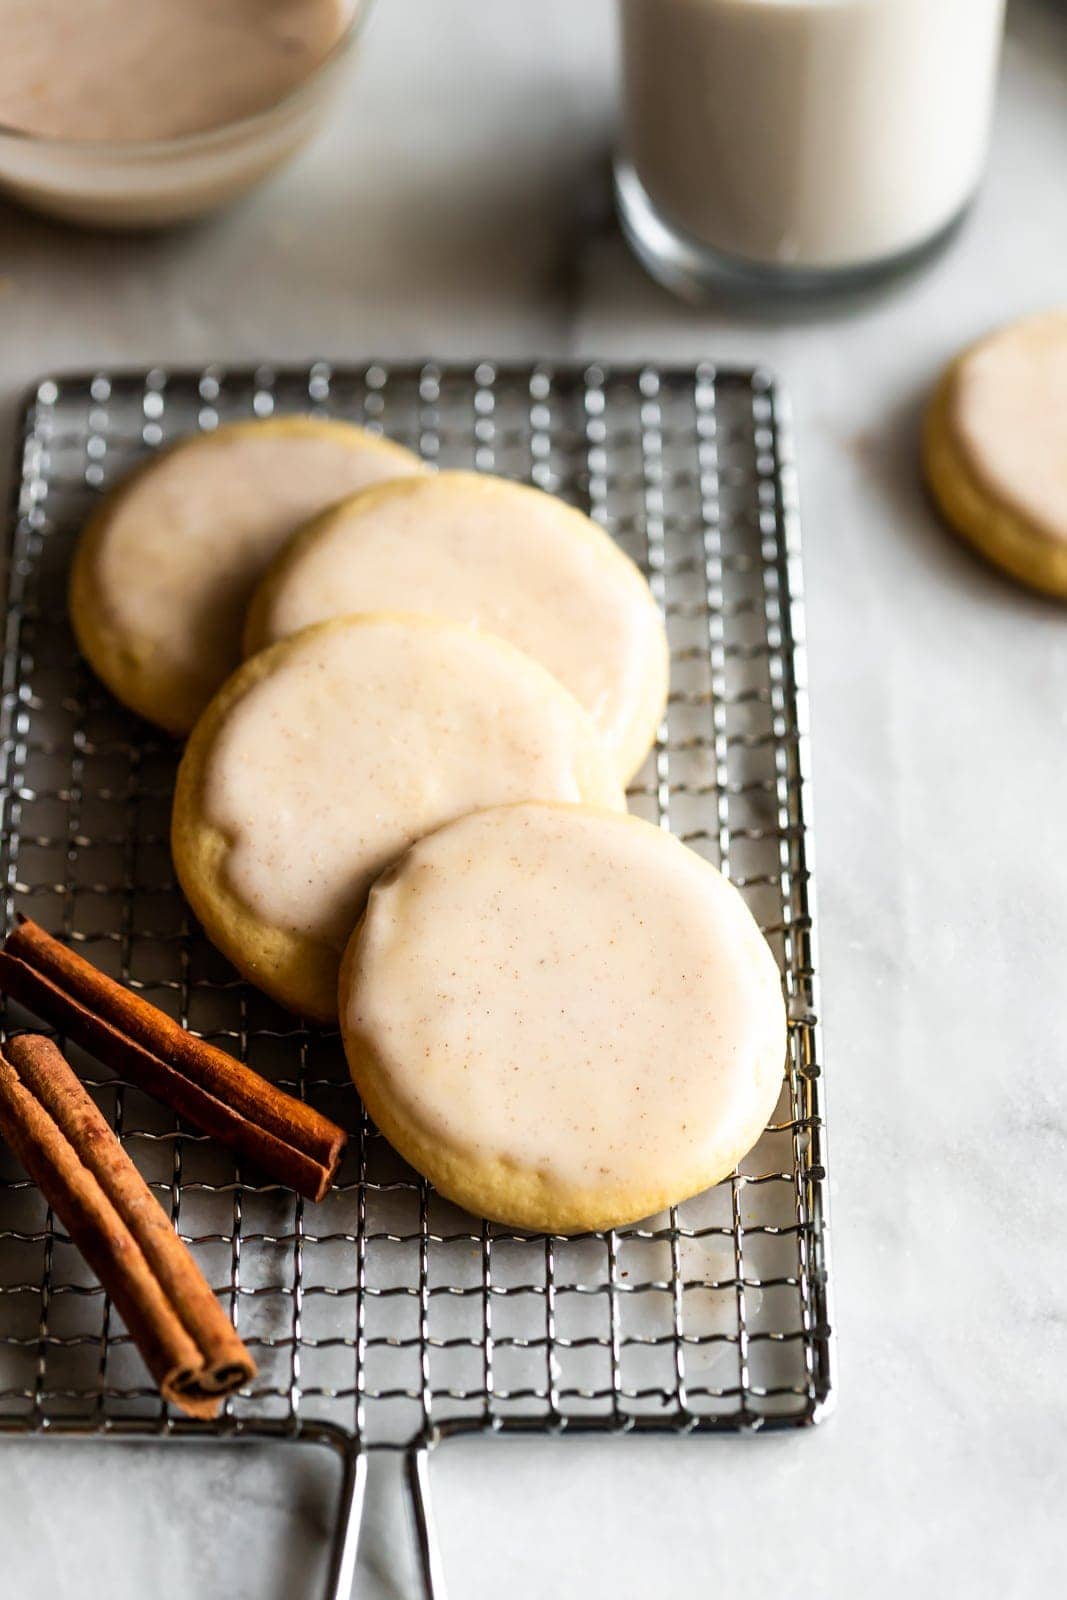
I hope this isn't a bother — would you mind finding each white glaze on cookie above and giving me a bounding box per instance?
[245,472,668,783]
[950,310,1067,547]
[71,419,422,733]
[197,617,626,952]
[340,803,786,1231]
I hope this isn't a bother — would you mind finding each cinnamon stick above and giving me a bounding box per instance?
[0,1033,256,1417]
[0,917,345,1201]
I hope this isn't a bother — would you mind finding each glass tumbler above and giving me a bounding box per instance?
[614,0,1007,296]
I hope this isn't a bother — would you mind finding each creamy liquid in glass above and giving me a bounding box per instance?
[0,0,350,142]
[618,0,1006,272]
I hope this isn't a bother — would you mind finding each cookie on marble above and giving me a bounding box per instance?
[923,310,1067,597]
[339,801,786,1233]
[243,471,669,783]
[172,617,626,1023]
[70,416,424,734]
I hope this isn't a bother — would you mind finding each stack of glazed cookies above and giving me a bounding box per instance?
[69,417,787,1234]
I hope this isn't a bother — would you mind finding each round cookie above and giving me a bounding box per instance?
[923,310,1067,597]
[340,802,786,1234]
[172,616,626,1023]
[244,472,669,784]
[70,417,424,735]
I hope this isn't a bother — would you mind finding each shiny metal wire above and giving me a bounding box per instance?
[0,362,833,1595]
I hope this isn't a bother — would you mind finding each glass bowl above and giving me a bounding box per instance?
[0,0,372,228]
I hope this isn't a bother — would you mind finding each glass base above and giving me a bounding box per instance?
[613,157,972,301]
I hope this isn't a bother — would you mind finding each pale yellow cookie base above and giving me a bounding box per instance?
[923,369,1067,600]
[69,416,423,735]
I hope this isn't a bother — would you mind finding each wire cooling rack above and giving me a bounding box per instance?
[0,361,832,1598]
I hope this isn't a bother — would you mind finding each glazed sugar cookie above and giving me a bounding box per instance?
[70,417,423,734]
[340,803,786,1233]
[172,617,625,1022]
[244,472,669,783]
[924,310,1067,597]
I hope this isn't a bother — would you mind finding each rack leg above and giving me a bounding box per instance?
[407,1442,449,1600]
[323,1442,367,1600]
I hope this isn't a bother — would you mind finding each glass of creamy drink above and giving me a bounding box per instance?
[614,0,1007,296]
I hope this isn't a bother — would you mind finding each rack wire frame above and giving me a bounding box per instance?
[0,361,833,1596]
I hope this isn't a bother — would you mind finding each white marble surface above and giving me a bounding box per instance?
[1,1,1066,1595]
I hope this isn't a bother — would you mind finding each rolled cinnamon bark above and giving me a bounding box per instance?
[0,916,346,1201]
[0,1034,256,1416]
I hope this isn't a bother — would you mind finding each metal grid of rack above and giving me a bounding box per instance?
[0,361,832,1595]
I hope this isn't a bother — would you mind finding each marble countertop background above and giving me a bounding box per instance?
[1,2,1065,1596]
